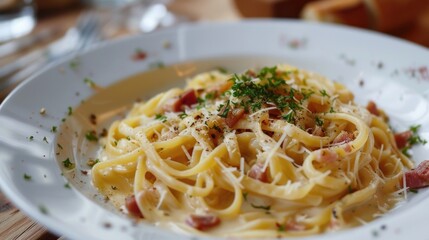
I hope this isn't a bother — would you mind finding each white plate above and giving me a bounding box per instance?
[1,20,429,240]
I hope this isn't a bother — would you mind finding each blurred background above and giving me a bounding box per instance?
[0,0,429,239]
[0,0,429,100]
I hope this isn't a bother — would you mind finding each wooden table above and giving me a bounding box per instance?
[0,0,428,239]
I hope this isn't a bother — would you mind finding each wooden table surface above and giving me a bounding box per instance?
[0,0,428,239]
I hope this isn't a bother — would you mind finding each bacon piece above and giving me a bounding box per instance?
[125,195,143,218]
[315,149,338,163]
[333,131,354,144]
[265,103,282,118]
[180,89,197,107]
[404,160,429,189]
[185,214,221,231]
[394,130,412,149]
[247,162,268,183]
[225,108,245,128]
[366,101,379,116]
[163,89,197,112]
[307,126,324,137]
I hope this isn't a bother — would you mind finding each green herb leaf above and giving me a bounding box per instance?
[155,114,167,122]
[315,116,324,126]
[62,158,74,169]
[84,78,96,88]
[409,188,418,193]
[251,203,271,211]
[85,131,99,142]
[282,111,295,124]
[23,173,32,181]
[51,126,57,133]
[67,106,73,116]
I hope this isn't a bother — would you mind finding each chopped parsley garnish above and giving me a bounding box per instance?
[39,205,49,215]
[69,59,79,70]
[57,143,63,149]
[315,116,324,126]
[218,100,231,118]
[155,114,167,122]
[64,183,71,189]
[87,158,99,167]
[282,111,295,124]
[408,125,427,145]
[29,136,34,141]
[23,174,32,181]
[61,118,66,122]
[62,158,74,169]
[67,106,73,116]
[329,106,335,113]
[227,66,303,114]
[85,131,99,142]
[402,124,427,157]
[251,203,271,211]
[51,126,57,133]
[319,89,330,97]
[42,136,49,143]
[84,78,96,88]
[178,112,188,119]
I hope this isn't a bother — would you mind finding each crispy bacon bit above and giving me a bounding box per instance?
[125,195,143,218]
[247,162,268,183]
[266,103,282,118]
[315,149,338,163]
[333,131,354,144]
[180,89,197,107]
[404,160,429,189]
[163,90,197,112]
[307,126,324,137]
[366,101,379,116]
[225,108,245,128]
[132,49,147,61]
[185,214,221,231]
[394,130,412,149]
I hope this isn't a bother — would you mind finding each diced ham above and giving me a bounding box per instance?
[266,103,282,118]
[180,89,198,107]
[394,130,412,149]
[307,126,324,137]
[185,214,221,231]
[225,108,245,128]
[125,195,143,218]
[404,160,429,189]
[333,131,354,144]
[366,101,379,116]
[315,149,338,163]
[163,89,197,112]
[247,162,268,183]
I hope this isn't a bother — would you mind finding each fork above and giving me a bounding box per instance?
[0,12,103,100]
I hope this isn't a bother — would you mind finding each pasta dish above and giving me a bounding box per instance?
[91,64,416,237]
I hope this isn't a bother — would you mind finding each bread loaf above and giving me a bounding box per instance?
[302,0,429,32]
[302,0,370,28]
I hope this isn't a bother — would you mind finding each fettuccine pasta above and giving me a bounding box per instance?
[92,64,411,237]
